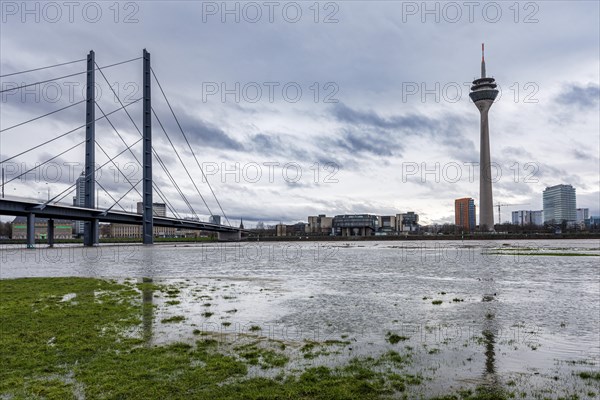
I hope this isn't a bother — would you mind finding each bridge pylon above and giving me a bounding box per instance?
[83,50,99,246]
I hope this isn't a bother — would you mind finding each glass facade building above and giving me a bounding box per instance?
[543,184,576,223]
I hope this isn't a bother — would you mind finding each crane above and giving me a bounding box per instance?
[495,203,530,224]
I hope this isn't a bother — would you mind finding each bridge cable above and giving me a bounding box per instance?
[102,178,143,214]
[95,62,197,219]
[0,99,86,134]
[95,102,181,219]
[95,180,129,212]
[50,137,143,206]
[95,139,144,213]
[0,97,141,164]
[151,68,232,226]
[0,57,142,94]
[96,80,181,219]
[0,58,86,78]
[3,140,85,186]
[151,106,214,218]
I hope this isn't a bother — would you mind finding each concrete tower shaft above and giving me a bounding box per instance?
[469,44,498,231]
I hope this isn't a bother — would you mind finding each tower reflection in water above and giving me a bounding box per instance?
[481,289,501,394]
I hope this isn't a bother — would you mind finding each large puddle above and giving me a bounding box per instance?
[2,239,599,398]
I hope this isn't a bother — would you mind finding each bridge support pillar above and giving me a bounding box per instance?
[47,219,54,247]
[217,231,241,241]
[84,220,99,246]
[26,213,35,249]
[142,48,153,245]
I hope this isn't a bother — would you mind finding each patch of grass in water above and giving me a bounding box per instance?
[161,315,185,323]
[578,371,600,380]
[165,300,181,306]
[202,312,214,318]
[432,300,443,305]
[488,252,599,257]
[238,345,289,369]
[378,350,411,366]
[386,332,409,344]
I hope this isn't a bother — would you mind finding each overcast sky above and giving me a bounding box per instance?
[1,0,599,226]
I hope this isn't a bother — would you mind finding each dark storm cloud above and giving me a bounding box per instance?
[334,127,396,157]
[165,110,244,151]
[327,103,477,160]
[555,83,600,109]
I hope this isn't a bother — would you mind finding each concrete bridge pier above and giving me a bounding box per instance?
[217,231,241,241]
[26,213,35,249]
[47,219,54,247]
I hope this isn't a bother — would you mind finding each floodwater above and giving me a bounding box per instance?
[2,239,599,398]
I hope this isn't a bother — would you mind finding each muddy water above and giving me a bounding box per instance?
[2,239,599,397]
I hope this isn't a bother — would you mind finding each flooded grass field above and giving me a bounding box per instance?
[1,239,599,399]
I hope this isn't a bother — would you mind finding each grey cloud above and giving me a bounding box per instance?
[556,83,600,109]
[158,110,244,151]
[327,103,477,161]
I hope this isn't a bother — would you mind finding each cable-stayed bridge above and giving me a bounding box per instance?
[0,50,243,247]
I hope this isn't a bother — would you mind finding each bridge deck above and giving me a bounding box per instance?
[0,197,240,233]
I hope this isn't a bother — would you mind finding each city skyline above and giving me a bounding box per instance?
[1,2,598,226]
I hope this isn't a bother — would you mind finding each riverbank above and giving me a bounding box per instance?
[2,232,600,246]
[1,277,597,399]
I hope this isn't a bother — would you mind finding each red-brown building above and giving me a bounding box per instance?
[455,198,476,231]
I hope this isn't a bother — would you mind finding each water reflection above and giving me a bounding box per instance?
[141,277,154,346]
[481,281,501,393]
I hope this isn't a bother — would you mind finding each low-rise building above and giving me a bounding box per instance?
[396,212,419,232]
[378,215,397,235]
[276,222,308,237]
[109,224,178,238]
[333,214,379,237]
[511,210,544,226]
[11,217,73,239]
[307,215,333,235]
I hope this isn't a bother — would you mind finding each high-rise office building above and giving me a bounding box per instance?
[543,184,576,223]
[455,198,476,231]
[136,202,166,217]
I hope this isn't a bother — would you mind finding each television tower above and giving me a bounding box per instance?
[469,43,499,231]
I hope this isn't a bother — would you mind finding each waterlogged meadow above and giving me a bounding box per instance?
[1,240,599,399]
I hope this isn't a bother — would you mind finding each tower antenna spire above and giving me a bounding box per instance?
[481,43,486,78]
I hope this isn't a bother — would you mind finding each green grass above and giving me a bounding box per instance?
[488,252,599,257]
[577,371,600,380]
[1,277,577,400]
[161,315,186,323]
[432,300,443,305]
[0,277,431,399]
[386,332,410,344]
